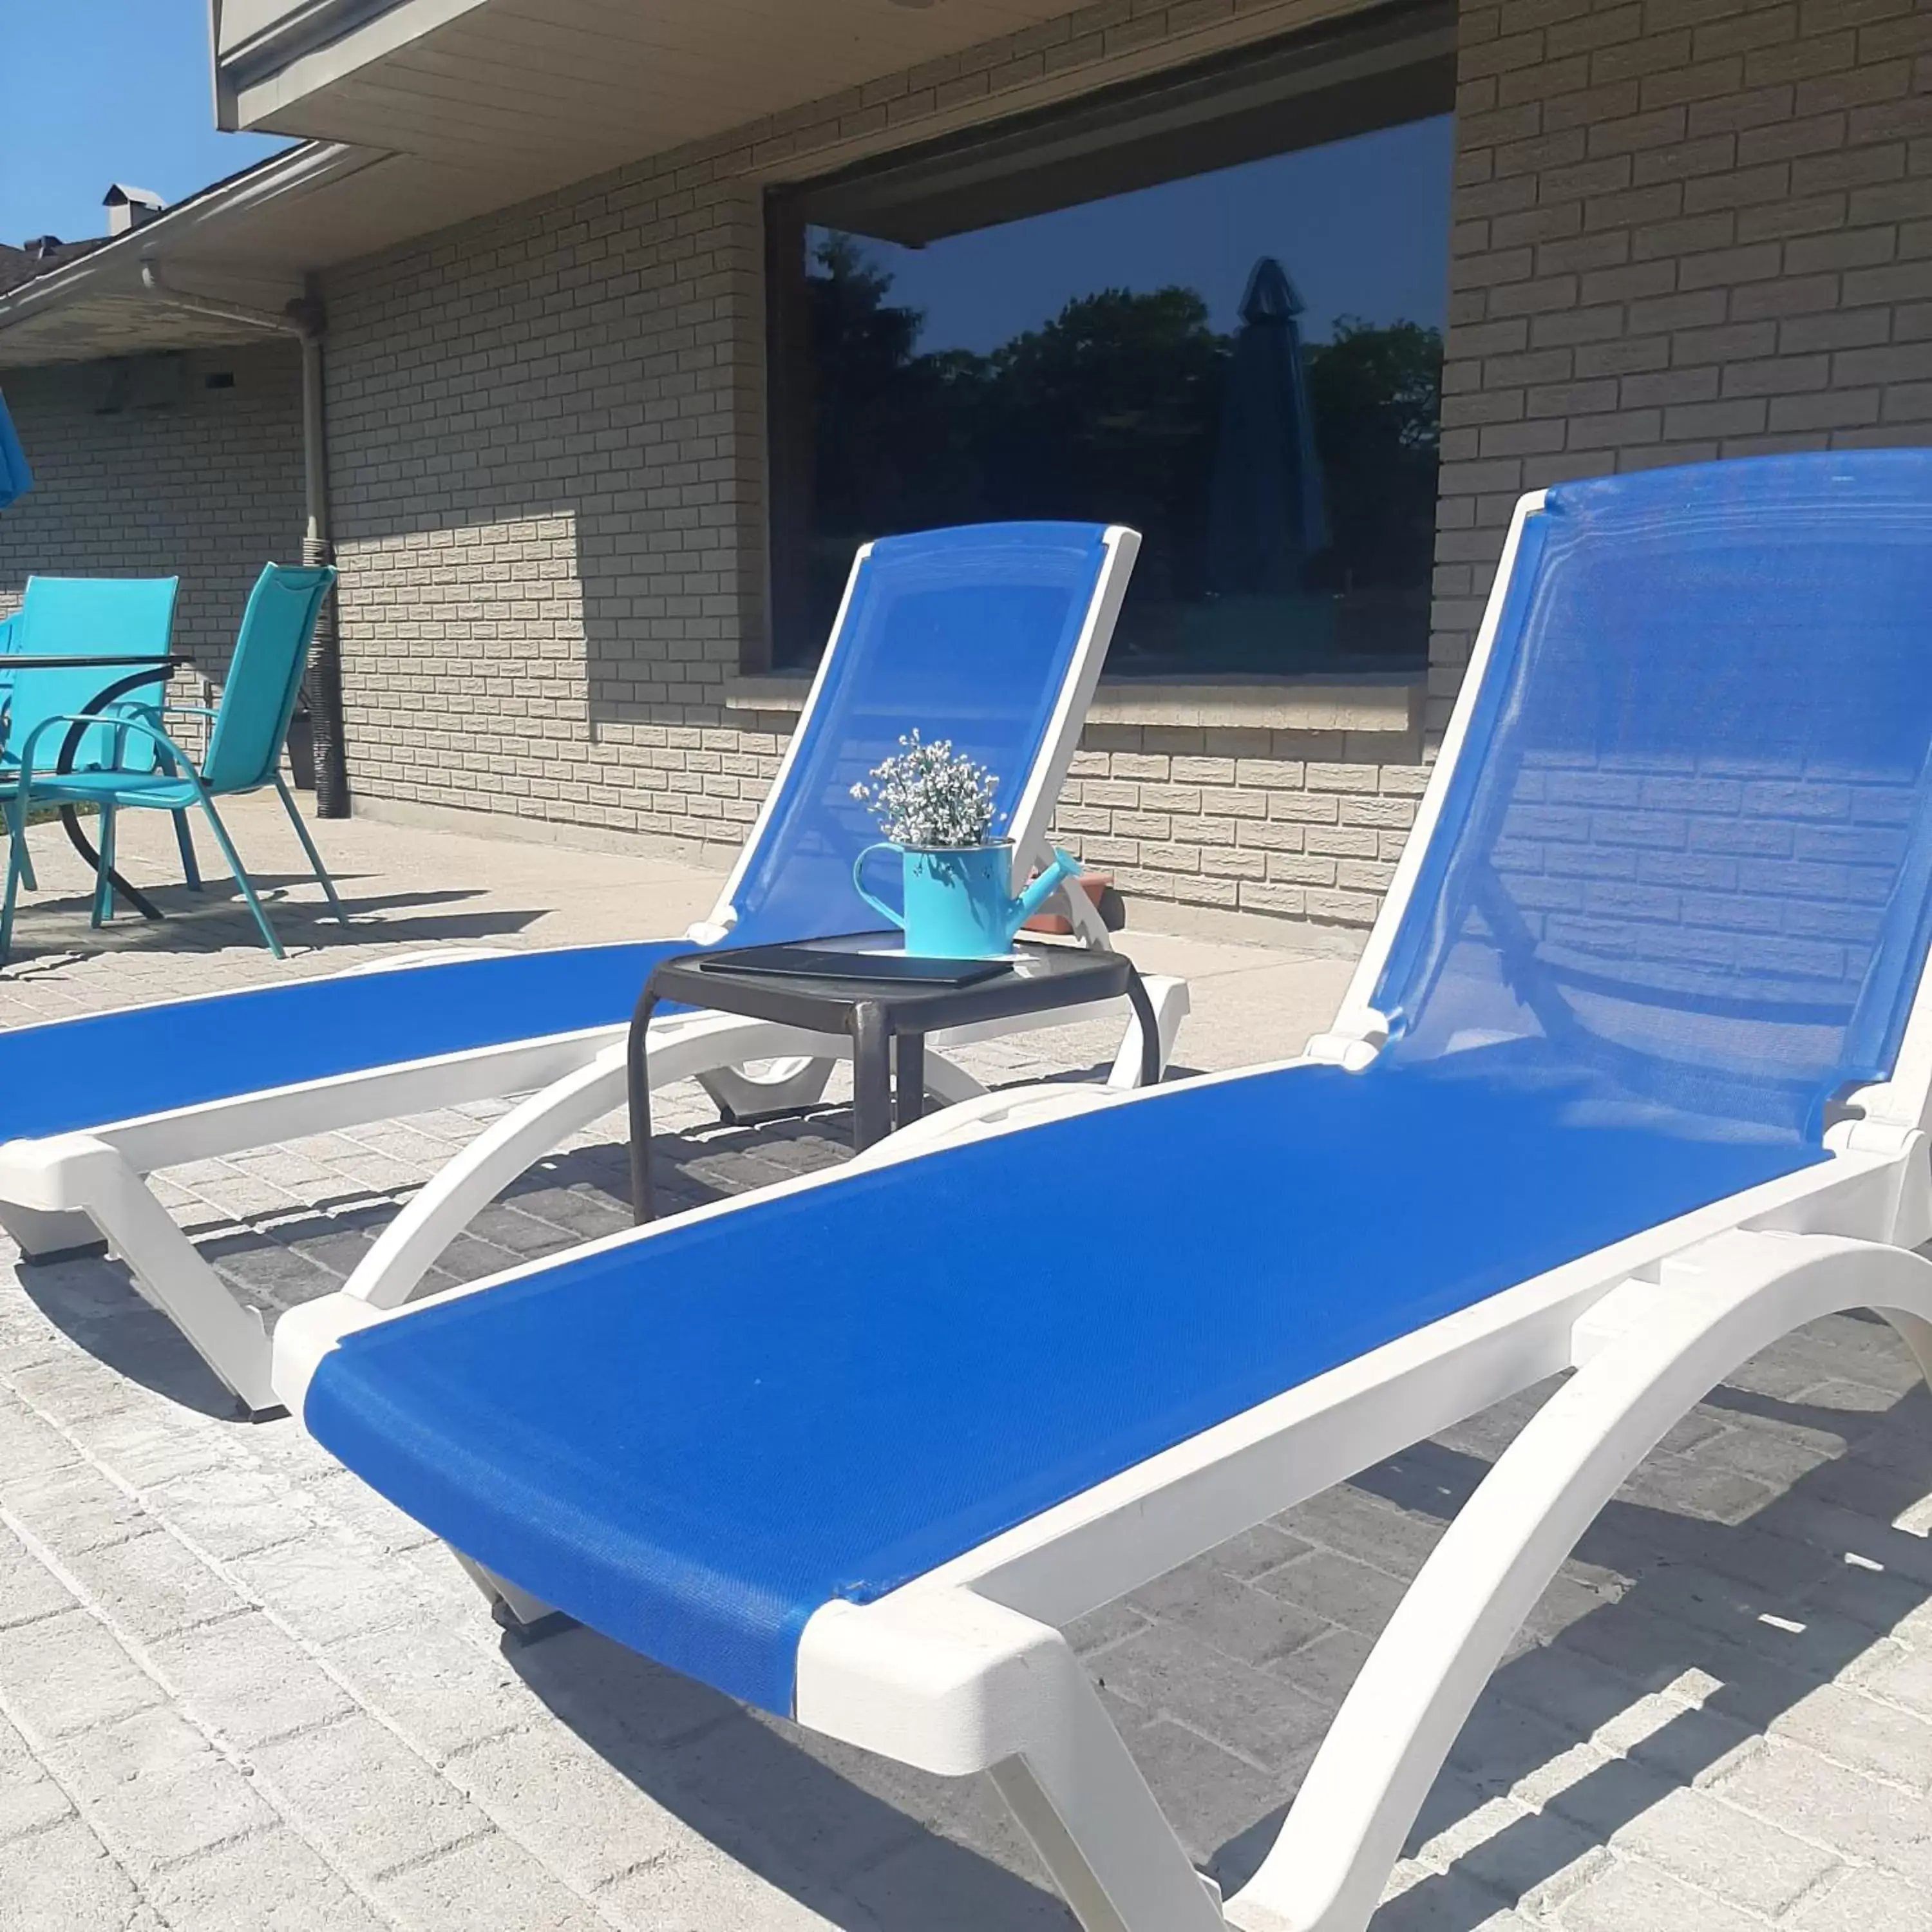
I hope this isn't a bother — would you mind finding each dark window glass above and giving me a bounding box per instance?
[767,72,1452,677]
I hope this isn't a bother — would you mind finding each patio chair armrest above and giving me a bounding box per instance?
[11,711,204,789]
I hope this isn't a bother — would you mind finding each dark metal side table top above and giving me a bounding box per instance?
[626,934,1160,1221]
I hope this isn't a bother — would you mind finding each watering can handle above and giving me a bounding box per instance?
[852,843,906,931]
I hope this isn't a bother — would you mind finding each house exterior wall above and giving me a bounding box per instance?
[318,0,1932,945]
[0,341,305,674]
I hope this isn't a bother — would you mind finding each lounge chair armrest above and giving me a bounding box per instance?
[850,1079,1132,1170]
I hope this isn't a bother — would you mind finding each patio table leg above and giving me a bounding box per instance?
[627,985,661,1225]
[851,1002,894,1151]
[895,1032,925,1130]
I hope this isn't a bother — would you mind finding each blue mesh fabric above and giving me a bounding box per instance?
[726,524,1111,944]
[1374,453,1932,1143]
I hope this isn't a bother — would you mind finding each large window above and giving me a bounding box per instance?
[766,7,1455,675]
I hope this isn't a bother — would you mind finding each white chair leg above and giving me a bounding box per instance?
[800,1589,1223,1932]
[6,1135,277,1414]
[920,1051,989,1107]
[0,1199,107,1260]
[992,1662,1227,1932]
[1222,1229,1932,1932]
[451,1549,558,1634]
[697,1056,836,1122]
[1108,974,1190,1090]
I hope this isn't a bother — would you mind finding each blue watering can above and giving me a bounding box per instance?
[853,841,1083,959]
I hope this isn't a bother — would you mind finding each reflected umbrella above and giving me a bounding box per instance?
[1207,256,1329,596]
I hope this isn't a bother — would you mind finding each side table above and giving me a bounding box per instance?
[626,934,1160,1222]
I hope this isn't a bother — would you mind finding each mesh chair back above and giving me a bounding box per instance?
[1374,453,1932,1144]
[200,565,335,795]
[724,524,1121,946]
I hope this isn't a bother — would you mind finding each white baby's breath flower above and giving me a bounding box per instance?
[851,730,1000,848]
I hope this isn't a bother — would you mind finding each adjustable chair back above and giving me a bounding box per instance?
[199,565,334,795]
[713,523,1133,947]
[1352,451,1932,1153]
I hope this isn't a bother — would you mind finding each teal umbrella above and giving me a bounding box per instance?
[0,385,31,509]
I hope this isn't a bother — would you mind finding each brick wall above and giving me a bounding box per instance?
[320,0,1931,944]
[0,342,305,676]
[319,0,1427,940]
[1436,0,1932,732]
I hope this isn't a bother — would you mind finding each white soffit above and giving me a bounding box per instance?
[223,0,1101,186]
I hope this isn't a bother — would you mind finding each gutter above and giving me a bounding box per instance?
[139,263,351,819]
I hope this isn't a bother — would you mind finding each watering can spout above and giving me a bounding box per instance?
[1011,848,1083,936]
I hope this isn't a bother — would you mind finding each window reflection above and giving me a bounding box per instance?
[774,113,1451,675]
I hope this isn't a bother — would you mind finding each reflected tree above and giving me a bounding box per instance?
[799,232,1443,663]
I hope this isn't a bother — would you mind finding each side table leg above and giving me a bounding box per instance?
[896,1032,925,1130]
[851,1003,894,1151]
[627,989,661,1224]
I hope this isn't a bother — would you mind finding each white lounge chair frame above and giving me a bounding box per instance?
[0,526,1187,1418]
[279,488,1932,1931]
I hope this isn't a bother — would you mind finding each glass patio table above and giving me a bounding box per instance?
[0,652,185,918]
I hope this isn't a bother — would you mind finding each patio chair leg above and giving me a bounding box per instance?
[196,796,284,959]
[0,810,26,965]
[2,799,36,894]
[273,775,346,924]
[90,807,118,927]
[172,810,202,892]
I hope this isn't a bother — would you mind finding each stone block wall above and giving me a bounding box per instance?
[0,341,305,675]
[320,0,1932,943]
[319,0,1432,936]
[1435,0,1932,731]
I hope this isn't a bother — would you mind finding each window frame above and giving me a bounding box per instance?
[762,0,1456,679]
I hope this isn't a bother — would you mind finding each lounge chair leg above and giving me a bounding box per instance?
[1221,1230,1932,1932]
[920,1052,989,1107]
[806,1593,1223,1932]
[172,810,202,891]
[1,1135,279,1414]
[1106,974,1190,1090]
[0,1199,107,1262]
[197,797,283,958]
[697,1056,836,1124]
[273,775,346,924]
[451,1551,569,1642]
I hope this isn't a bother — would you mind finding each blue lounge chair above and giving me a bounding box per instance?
[2,564,341,961]
[0,576,185,895]
[279,455,1932,1932]
[0,524,1186,1415]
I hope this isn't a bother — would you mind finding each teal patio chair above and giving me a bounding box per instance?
[0,576,185,895]
[1,564,341,963]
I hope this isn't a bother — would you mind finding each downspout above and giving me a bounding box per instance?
[138,262,351,817]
